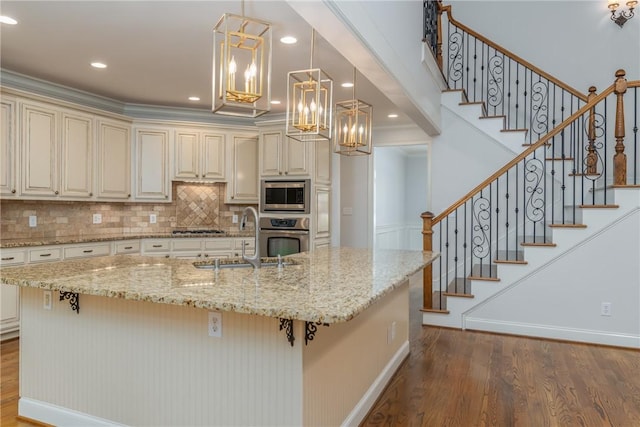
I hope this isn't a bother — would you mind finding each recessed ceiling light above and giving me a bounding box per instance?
[188,96,200,101]
[341,82,354,88]
[280,36,297,44]
[91,62,107,69]
[388,114,398,118]
[270,100,281,105]
[0,16,17,25]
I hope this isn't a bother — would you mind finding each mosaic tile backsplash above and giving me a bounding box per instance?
[0,183,256,240]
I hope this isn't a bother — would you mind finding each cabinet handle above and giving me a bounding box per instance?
[279,171,282,175]
[39,253,52,257]
[204,254,209,258]
[83,249,94,253]
[152,244,163,248]
[124,246,133,250]
[127,194,131,198]
[284,171,288,175]
[231,196,234,199]
[54,190,59,195]
[89,192,93,197]
[165,195,168,199]
[1,257,15,261]
[197,254,202,257]
[11,189,16,194]
[165,255,170,258]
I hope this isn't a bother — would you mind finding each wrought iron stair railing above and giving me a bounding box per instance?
[424,1,589,144]
[421,72,639,312]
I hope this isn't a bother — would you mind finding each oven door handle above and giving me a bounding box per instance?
[260,229,309,236]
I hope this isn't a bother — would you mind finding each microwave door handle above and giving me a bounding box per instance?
[261,229,309,235]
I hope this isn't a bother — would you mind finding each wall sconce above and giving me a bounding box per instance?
[334,68,372,156]
[212,4,272,117]
[286,29,333,142]
[609,1,637,27]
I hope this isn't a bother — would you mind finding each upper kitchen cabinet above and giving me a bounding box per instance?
[96,118,132,200]
[174,129,226,182]
[0,96,17,197]
[314,140,332,185]
[226,132,259,204]
[134,127,170,202]
[259,129,309,178]
[20,101,93,199]
[19,101,59,197]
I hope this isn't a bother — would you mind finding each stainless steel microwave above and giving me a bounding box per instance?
[260,179,310,214]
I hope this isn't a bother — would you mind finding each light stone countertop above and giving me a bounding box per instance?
[0,231,254,248]
[0,247,438,323]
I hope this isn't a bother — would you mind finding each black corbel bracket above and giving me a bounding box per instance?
[59,291,80,313]
[279,318,330,346]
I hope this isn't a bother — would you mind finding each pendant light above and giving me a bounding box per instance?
[286,29,333,142]
[334,67,372,156]
[212,1,272,117]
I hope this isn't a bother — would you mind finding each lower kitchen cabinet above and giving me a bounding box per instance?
[0,249,25,339]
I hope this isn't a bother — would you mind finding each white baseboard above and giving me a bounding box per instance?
[341,340,410,427]
[464,318,640,349]
[19,397,126,427]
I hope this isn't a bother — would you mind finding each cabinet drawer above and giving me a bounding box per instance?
[114,240,140,254]
[64,243,111,259]
[234,239,255,250]
[172,239,203,251]
[0,250,26,266]
[29,247,62,263]
[203,239,233,251]
[142,240,171,252]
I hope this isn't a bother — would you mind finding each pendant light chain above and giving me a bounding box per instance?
[309,28,315,70]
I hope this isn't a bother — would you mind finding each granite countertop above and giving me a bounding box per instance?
[0,248,438,323]
[0,231,255,248]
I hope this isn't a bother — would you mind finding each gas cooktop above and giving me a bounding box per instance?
[171,229,225,235]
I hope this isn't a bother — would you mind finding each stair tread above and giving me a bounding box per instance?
[501,128,528,133]
[579,204,619,209]
[447,278,472,295]
[430,291,448,310]
[479,114,506,120]
[469,264,499,281]
[495,250,525,263]
[548,223,587,228]
[546,157,575,161]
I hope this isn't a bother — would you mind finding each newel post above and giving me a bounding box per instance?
[614,69,628,185]
[421,211,434,310]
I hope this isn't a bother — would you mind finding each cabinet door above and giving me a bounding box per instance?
[315,139,332,185]
[135,128,170,201]
[201,133,226,181]
[21,102,58,197]
[285,136,309,176]
[228,134,258,203]
[97,120,131,200]
[174,130,199,180]
[0,97,17,197]
[260,130,282,177]
[1,284,20,335]
[60,111,93,197]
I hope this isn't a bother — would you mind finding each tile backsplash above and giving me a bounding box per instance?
[0,182,255,240]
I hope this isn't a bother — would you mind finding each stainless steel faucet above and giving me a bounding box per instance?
[240,206,261,269]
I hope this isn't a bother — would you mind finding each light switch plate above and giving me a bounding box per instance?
[29,215,37,227]
[149,214,157,224]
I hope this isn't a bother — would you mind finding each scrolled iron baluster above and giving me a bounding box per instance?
[530,80,550,139]
[487,54,504,111]
[524,158,545,223]
[447,30,464,86]
[471,195,491,260]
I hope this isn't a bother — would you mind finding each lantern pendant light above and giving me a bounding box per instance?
[212,1,272,117]
[286,29,333,142]
[334,67,372,156]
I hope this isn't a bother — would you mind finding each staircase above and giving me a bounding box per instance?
[421,2,640,348]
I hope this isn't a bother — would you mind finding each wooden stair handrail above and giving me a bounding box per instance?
[432,79,640,226]
[439,4,588,103]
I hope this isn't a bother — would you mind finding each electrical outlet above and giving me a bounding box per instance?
[92,213,102,224]
[208,311,222,337]
[149,214,157,224]
[43,290,52,310]
[601,302,612,316]
[28,215,37,227]
[232,214,238,224]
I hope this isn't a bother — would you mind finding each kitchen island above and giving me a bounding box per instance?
[1,247,438,426]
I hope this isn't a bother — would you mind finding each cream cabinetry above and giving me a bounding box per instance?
[0,96,18,197]
[174,129,226,182]
[141,239,171,257]
[314,140,332,185]
[113,240,141,255]
[226,133,259,204]
[134,127,170,201]
[64,242,111,259]
[20,102,95,198]
[260,130,309,178]
[0,249,25,338]
[60,110,93,197]
[20,101,58,197]
[96,118,131,200]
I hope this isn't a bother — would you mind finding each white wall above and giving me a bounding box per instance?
[340,155,371,248]
[465,209,640,348]
[405,153,428,224]
[447,0,640,90]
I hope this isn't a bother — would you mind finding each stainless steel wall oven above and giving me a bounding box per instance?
[258,217,310,257]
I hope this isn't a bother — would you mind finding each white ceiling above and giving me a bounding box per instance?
[0,1,413,127]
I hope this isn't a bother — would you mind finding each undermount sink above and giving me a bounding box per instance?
[193,257,298,270]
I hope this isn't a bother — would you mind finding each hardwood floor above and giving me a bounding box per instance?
[2,283,639,427]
